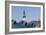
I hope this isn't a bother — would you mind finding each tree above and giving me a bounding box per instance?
[25,22,27,26]
[14,21,16,24]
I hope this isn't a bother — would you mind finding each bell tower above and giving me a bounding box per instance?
[22,10,26,21]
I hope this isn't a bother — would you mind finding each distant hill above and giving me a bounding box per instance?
[28,21,40,28]
[12,20,40,28]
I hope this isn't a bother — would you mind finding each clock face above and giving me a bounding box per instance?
[22,18,26,20]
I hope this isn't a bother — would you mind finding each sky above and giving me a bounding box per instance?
[12,6,41,22]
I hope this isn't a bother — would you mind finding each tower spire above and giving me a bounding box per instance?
[23,10,26,18]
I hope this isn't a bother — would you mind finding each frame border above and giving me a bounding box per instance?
[5,1,45,34]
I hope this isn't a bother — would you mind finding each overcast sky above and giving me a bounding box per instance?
[12,6,41,22]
